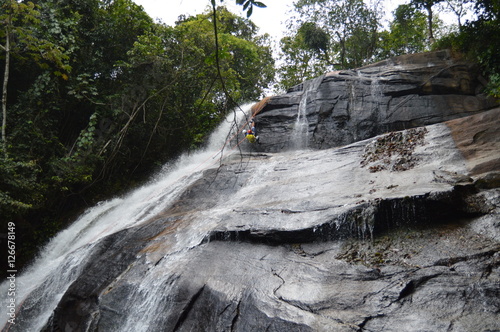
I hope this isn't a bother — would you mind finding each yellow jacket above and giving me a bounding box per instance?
[246,134,256,144]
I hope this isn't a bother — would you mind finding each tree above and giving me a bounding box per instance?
[473,0,499,20]
[433,0,499,100]
[0,0,156,263]
[276,0,381,90]
[277,23,331,90]
[298,22,330,56]
[280,0,380,82]
[442,0,474,27]
[375,4,428,59]
[411,0,444,44]
[0,0,69,157]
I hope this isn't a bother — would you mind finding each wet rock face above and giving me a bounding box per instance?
[29,109,500,332]
[253,50,497,152]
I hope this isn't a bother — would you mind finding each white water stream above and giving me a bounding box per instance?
[292,75,324,150]
[292,90,310,150]
[0,107,250,331]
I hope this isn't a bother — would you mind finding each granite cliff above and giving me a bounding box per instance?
[252,50,496,152]
[1,51,499,332]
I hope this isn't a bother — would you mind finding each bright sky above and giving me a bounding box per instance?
[132,0,411,39]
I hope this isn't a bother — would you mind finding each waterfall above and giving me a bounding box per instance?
[0,106,250,332]
[369,73,383,113]
[291,75,324,150]
[357,69,383,113]
[292,90,310,150]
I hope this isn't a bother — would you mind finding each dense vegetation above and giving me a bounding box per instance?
[277,0,500,91]
[1,0,498,271]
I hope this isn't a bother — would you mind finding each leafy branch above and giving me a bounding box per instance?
[236,0,267,18]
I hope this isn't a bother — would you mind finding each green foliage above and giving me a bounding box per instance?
[411,0,444,12]
[298,22,329,54]
[277,33,330,91]
[233,0,267,17]
[1,0,72,74]
[433,0,500,97]
[410,0,444,42]
[108,6,274,171]
[0,157,43,218]
[375,4,429,59]
[485,73,500,99]
[278,0,381,90]
[474,0,500,20]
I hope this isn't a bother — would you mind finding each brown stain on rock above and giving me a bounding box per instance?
[446,107,500,176]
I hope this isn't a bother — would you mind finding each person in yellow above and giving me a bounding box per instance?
[245,129,257,143]
[243,117,259,143]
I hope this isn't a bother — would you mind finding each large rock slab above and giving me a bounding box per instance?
[13,109,496,332]
[252,50,497,152]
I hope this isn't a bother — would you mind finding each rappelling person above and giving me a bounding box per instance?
[243,117,259,144]
[245,129,257,143]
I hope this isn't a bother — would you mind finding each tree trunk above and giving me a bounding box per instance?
[2,19,11,156]
[336,31,346,69]
[426,3,435,44]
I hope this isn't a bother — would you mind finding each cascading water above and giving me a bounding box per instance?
[359,69,385,113]
[370,75,383,113]
[292,90,310,150]
[0,106,251,332]
[291,75,324,150]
